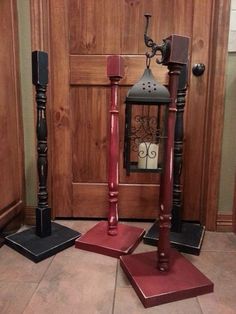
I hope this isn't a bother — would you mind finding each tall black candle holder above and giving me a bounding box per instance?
[5,51,81,262]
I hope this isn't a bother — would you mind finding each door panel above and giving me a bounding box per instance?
[71,86,108,183]
[49,0,214,220]
[72,183,159,218]
[69,0,193,55]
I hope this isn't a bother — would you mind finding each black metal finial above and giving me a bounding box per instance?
[144,14,170,64]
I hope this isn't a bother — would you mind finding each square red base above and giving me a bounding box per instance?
[75,221,145,258]
[120,249,213,308]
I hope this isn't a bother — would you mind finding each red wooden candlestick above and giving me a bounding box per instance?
[120,35,213,307]
[158,63,182,271]
[107,56,124,235]
[75,56,145,258]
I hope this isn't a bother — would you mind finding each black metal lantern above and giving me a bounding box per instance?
[124,64,170,175]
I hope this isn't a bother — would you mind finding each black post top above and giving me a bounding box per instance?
[178,64,188,90]
[32,51,48,86]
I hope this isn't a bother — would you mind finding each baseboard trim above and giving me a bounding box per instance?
[23,208,234,232]
[216,212,233,232]
[24,206,35,226]
[233,174,236,234]
[0,201,23,229]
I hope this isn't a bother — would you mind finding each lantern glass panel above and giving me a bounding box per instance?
[124,102,168,174]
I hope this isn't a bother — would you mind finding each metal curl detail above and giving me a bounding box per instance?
[144,14,170,65]
[130,115,161,153]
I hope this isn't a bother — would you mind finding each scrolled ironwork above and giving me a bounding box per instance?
[144,14,170,65]
[130,114,161,153]
[138,142,158,159]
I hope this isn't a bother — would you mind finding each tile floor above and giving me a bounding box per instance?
[1,220,236,314]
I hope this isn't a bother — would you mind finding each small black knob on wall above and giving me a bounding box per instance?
[192,63,205,76]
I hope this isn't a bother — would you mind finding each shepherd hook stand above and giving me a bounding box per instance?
[120,15,213,308]
[143,64,206,255]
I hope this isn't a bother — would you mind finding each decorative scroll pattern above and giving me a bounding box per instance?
[130,114,161,156]
[144,14,170,64]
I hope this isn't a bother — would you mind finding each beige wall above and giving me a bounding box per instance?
[218,0,236,213]
[17,0,37,207]
[218,53,236,212]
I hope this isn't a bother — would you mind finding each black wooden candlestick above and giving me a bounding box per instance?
[143,65,205,255]
[171,69,186,232]
[5,51,81,262]
[33,51,51,237]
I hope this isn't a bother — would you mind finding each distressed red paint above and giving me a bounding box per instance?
[107,56,124,235]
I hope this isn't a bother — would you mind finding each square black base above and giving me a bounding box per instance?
[0,236,4,248]
[5,222,81,263]
[143,220,205,255]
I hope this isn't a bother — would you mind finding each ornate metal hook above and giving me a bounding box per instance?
[144,14,170,64]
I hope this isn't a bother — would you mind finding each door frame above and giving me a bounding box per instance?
[30,0,230,230]
[233,174,236,233]
[0,0,25,229]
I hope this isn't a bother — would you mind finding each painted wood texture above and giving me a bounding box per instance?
[32,0,230,227]
[0,0,24,228]
[106,56,124,234]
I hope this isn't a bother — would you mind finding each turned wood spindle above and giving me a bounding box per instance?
[107,56,124,236]
[32,51,51,238]
[158,64,182,271]
[171,65,187,232]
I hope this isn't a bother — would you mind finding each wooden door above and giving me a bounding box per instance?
[33,0,229,226]
[0,0,24,229]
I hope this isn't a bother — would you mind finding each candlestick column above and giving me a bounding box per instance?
[158,63,182,271]
[32,51,51,238]
[107,56,124,235]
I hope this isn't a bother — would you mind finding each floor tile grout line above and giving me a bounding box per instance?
[22,280,42,314]
[22,255,56,314]
[111,259,119,314]
[196,296,204,314]
[22,281,41,314]
[38,254,56,282]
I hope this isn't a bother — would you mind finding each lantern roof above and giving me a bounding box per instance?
[126,68,170,104]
